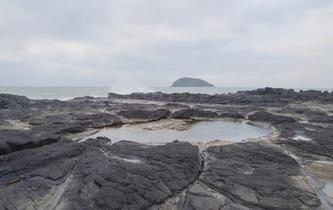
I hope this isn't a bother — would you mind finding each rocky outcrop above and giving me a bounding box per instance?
[200,143,321,209]
[0,128,61,155]
[117,109,171,121]
[219,111,244,119]
[0,139,200,210]
[171,108,218,119]
[0,94,30,109]
[248,111,296,125]
[171,77,215,87]
[276,122,333,160]
[108,87,333,105]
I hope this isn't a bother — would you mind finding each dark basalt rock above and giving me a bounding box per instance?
[200,143,321,210]
[59,126,86,134]
[84,136,112,147]
[27,113,121,131]
[178,181,228,210]
[277,107,333,123]
[306,112,333,123]
[0,94,30,109]
[219,111,244,119]
[0,140,200,210]
[0,112,121,155]
[117,109,171,121]
[162,103,191,109]
[25,113,121,129]
[109,140,200,191]
[243,87,297,96]
[75,113,122,128]
[0,129,61,155]
[0,94,32,119]
[108,87,333,105]
[248,111,296,124]
[171,108,218,119]
[73,96,96,100]
[276,123,333,160]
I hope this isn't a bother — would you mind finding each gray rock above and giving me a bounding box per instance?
[248,111,296,124]
[0,140,200,210]
[171,108,218,119]
[179,182,227,210]
[200,142,321,210]
[0,94,30,109]
[108,87,333,105]
[117,109,170,121]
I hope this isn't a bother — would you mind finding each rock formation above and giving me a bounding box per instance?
[1,87,333,209]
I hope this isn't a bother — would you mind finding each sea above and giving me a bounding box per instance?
[0,86,332,101]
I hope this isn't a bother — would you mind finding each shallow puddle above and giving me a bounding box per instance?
[83,120,270,144]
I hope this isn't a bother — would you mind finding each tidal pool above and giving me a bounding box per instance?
[83,120,270,144]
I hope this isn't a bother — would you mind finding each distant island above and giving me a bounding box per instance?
[171,77,215,87]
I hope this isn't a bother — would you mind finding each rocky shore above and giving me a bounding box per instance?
[1,88,333,209]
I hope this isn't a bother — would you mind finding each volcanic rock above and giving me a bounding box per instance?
[171,108,218,119]
[248,111,296,125]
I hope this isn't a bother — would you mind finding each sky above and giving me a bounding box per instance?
[0,0,332,89]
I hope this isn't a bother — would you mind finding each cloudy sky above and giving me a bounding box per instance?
[0,0,332,88]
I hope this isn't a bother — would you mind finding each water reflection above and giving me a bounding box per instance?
[84,120,270,144]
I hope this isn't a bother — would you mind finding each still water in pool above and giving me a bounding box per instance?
[86,120,270,144]
[83,120,270,144]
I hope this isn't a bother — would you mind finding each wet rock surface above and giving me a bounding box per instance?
[1,88,333,209]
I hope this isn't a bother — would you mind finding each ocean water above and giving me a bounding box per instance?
[0,86,253,100]
[0,86,332,100]
[0,86,111,100]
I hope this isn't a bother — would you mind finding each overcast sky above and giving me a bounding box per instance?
[0,0,332,88]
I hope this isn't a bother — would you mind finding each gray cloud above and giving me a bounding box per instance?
[0,0,332,88]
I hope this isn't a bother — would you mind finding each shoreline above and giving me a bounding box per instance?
[1,86,333,101]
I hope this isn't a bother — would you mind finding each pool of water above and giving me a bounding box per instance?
[83,120,270,144]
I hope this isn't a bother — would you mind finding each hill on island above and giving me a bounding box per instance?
[171,77,215,87]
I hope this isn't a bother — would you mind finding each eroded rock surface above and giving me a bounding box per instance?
[108,87,333,105]
[201,143,320,210]
[248,111,296,125]
[1,88,333,209]
[117,109,170,121]
[171,108,218,119]
[0,139,200,210]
